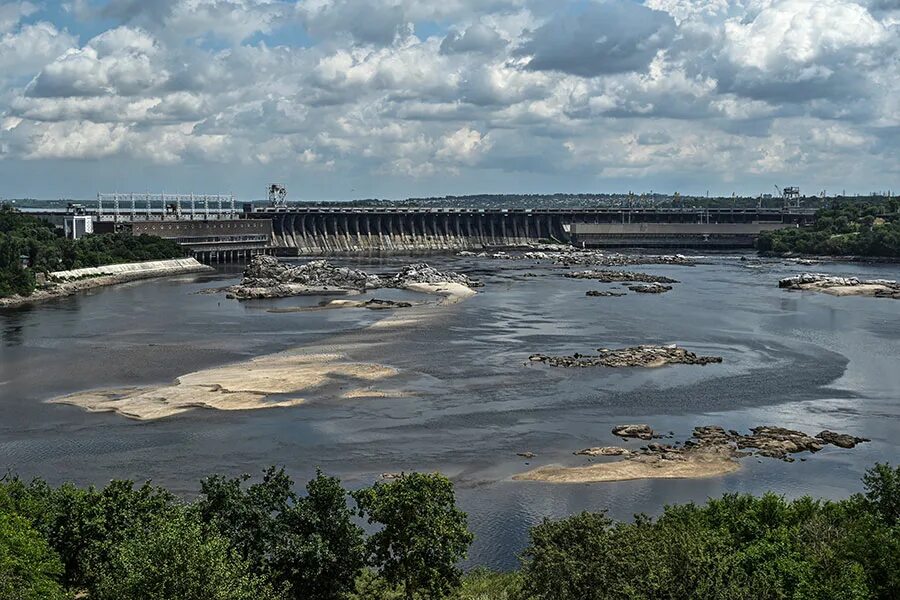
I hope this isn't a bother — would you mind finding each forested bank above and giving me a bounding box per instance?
[2,464,897,600]
[757,199,900,257]
[0,205,183,298]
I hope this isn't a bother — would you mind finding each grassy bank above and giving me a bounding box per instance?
[2,464,898,600]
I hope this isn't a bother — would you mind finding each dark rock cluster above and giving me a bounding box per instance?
[528,345,723,368]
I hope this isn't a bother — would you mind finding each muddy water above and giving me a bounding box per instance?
[1,254,898,568]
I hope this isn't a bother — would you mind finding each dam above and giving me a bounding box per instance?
[246,206,814,253]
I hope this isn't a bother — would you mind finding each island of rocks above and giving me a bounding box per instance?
[459,247,696,268]
[225,256,480,301]
[528,345,722,368]
[586,290,627,297]
[779,273,899,299]
[515,424,870,483]
[565,270,679,284]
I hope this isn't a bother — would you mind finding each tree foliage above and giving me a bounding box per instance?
[520,465,900,600]
[352,472,475,600]
[92,511,279,600]
[757,199,900,257]
[0,465,897,600]
[0,487,66,600]
[198,467,366,600]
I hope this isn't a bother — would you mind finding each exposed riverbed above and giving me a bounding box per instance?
[1,253,898,568]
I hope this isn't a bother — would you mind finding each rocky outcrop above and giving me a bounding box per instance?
[629,283,673,294]
[386,263,482,288]
[586,290,627,297]
[226,256,479,300]
[566,270,679,284]
[239,256,381,290]
[816,430,870,449]
[460,247,696,267]
[612,424,657,440]
[779,273,899,299]
[515,423,870,484]
[575,446,631,456]
[528,345,723,368]
[686,425,870,462]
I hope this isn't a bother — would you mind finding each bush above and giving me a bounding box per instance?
[92,511,279,600]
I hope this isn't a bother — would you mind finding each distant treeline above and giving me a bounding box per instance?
[757,199,900,257]
[0,205,183,298]
[2,463,898,600]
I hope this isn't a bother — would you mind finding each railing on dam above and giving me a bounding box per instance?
[245,206,815,253]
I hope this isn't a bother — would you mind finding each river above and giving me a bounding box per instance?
[1,253,898,569]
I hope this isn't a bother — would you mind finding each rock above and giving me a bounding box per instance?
[566,270,679,284]
[226,256,479,300]
[586,290,627,297]
[517,452,536,459]
[816,430,870,449]
[629,283,673,294]
[779,273,899,299]
[529,345,723,368]
[574,446,630,456]
[612,424,657,440]
[386,263,482,288]
[360,299,413,310]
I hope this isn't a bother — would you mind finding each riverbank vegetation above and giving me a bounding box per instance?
[757,199,900,257]
[1,464,897,600]
[0,205,183,298]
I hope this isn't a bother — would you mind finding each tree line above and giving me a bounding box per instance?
[757,199,900,257]
[0,205,183,298]
[1,463,898,600]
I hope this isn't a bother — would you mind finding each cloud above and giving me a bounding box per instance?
[0,1,37,34]
[26,27,167,98]
[440,23,505,54]
[516,0,677,76]
[1,0,898,196]
[716,0,892,102]
[0,22,78,81]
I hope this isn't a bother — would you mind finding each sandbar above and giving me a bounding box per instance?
[513,451,740,483]
[50,352,399,420]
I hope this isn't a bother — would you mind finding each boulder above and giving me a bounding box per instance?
[612,424,657,440]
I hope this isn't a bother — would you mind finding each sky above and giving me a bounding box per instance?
[0,0,898,201]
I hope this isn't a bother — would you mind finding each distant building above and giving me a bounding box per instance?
[64,214,93,239]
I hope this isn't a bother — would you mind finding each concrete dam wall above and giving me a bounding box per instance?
[247,207,813,254]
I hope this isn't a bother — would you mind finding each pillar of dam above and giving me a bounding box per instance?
[253,206,812,255]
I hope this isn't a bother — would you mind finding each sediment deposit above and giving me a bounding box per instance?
[49,352,400,421]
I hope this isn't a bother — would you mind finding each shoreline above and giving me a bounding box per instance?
[0,258,213,309]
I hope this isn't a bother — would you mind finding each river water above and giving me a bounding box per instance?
[1,253,898,569]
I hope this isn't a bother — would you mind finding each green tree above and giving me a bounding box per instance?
[352,473,474,600]
[270,470,366,600]
[197,466,294,574]
[0,507,66,600]
[92,511,278,600]
[198,467,366,600]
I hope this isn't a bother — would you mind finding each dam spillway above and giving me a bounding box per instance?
[245,206,814,253]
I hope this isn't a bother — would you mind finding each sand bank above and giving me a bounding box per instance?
[49,352,399,420]
[513,450,740,483]
[404,282,477,304]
